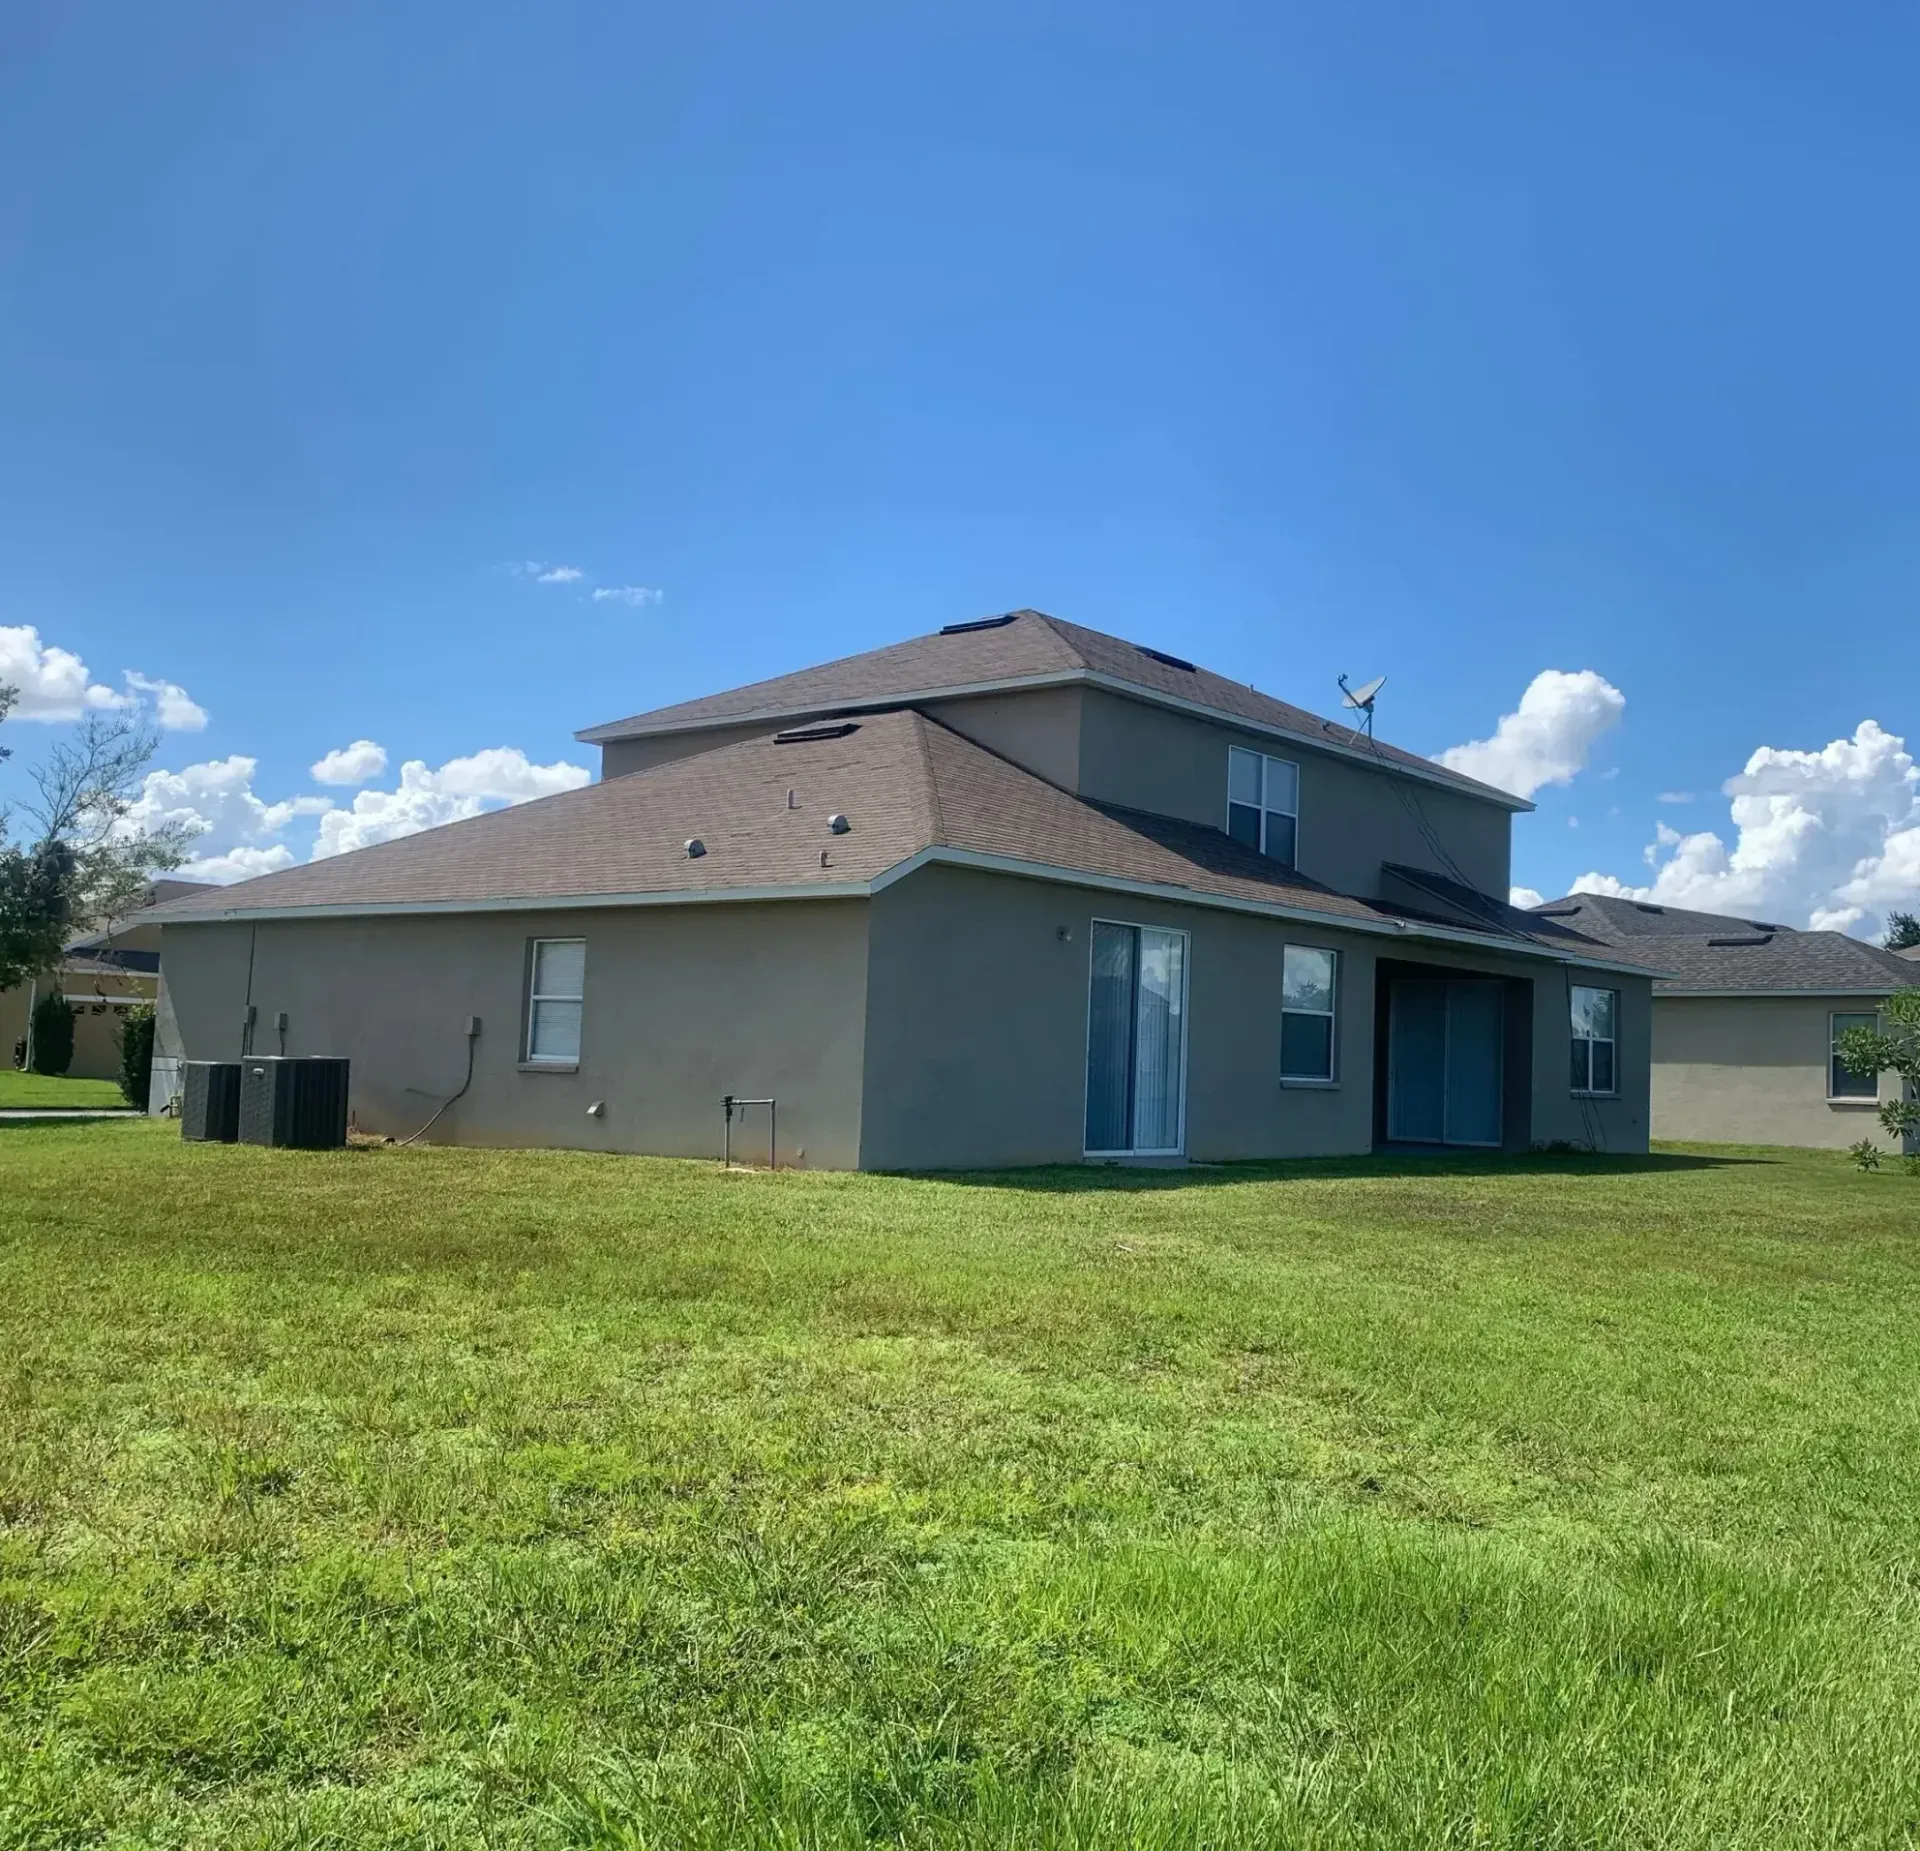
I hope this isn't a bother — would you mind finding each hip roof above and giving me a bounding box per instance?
[1528,892,1919,994]
[576,608,1529,811]
[147,711,1645,978]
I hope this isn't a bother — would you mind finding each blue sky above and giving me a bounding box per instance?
[2,3,1916,928]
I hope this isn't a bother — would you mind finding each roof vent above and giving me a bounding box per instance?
[1633,903,1665,914]
[685,838,706,859]
[773,722,860,744]
[1707,932,1773,947]
[1138,645,1196,672]
[1533,903,1581,917]
[939,613,1020,635]
[827,813,850,835]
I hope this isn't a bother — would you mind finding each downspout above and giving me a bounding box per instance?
[21,975,37,1072]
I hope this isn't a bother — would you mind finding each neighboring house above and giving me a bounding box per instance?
[148,610,1656,1168]
[1901,946,1920,962]
[1,879,213,1081]
[1527,892,1919,1150]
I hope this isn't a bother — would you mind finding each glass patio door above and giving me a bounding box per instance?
[1085,922,1188,1155]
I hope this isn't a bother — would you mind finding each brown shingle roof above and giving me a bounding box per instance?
[577,609,1526,810]
[1529,893,1920,994]
[151,715,940,915]
[150,712,1635,972]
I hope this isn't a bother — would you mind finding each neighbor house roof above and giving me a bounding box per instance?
[1901,945,1920,962]
[577,609,1530,812]
[65,879,217,958]
[1527,892,1920,995]
[148,711,1647,976]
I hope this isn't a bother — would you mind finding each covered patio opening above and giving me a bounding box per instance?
[1372,959,1534,1152]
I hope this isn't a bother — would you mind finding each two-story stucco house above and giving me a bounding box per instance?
[148,611,1656,1168]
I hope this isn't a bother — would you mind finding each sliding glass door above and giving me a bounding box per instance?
[1085,922,1188,1156]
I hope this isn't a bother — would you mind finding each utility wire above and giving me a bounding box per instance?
[397,1025,480,1147]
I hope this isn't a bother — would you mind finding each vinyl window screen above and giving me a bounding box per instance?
[527,938,586,1063]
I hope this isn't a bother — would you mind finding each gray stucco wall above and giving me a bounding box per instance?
[1651,994,1904,1149]
[860,864,1648,1170]
[600,688,1088,794]
[157,902,871,1166]
[921,686,1084,792]
[1074,689,1512,901]
[599,721,781,781]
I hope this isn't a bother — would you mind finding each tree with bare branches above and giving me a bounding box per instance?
[1,690,193,993]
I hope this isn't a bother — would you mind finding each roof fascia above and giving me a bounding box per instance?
[1658,985,1911,998]
[158,847,1655,977]
[151,880,874,926]
[875,847,1662,977]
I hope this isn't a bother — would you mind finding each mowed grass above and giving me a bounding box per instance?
[3,1125,1920,1848]
[0,1070,126,1110]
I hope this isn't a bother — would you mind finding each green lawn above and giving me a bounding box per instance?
[0,1069,128,1110]
[3,1123,1919,1848]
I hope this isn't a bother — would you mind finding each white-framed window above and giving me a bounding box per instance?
[1830,1011,1879,1100]
[1570,984,1617,1095]
[1227,747,1299,868]
[526,938,586,1064]
[1281,945,1337,1081]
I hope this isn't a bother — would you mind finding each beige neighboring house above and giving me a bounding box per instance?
[1,879,213,1082]
[1528,893,1919,1150]
[146,610,1660,1168]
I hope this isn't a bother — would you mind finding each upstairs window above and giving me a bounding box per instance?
[1830,1012,1879,1100]
[1228,747,1299,868]
[1569,985,1617,1095]
[526,938,586,1064]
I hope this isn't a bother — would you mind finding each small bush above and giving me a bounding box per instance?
[1850,1139,1883,1172]
[29,994,75,1076]
[118,1002,155,1108]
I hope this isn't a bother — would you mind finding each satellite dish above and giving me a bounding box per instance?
[1336,672,1386,746]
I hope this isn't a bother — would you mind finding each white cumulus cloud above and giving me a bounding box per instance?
[1571,719,1920,938]
[311,748,590,859]
[183,844,298,883]
[1438,669,1626,801]
[123,671,208,731]
[1509,885,1546,910]
[118,741,593,884]
[590,585,664,608]
[120,756,334,884]
[515,561,584,584]
[310,739,389,786]
[0,625,130,720]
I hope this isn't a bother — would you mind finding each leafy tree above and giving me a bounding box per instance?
[29,993,74,1076]
[1885,911,1920,953]
[118,1001,156,1108]
[0,688,191,993]
[1835,990,1920,1164]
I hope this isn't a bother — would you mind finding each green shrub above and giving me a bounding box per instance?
[117,1001,155,1107]
[29,993,75,1075]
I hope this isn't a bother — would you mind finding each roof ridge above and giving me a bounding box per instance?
[905,710,948,848]
[1021,609,1094,671]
